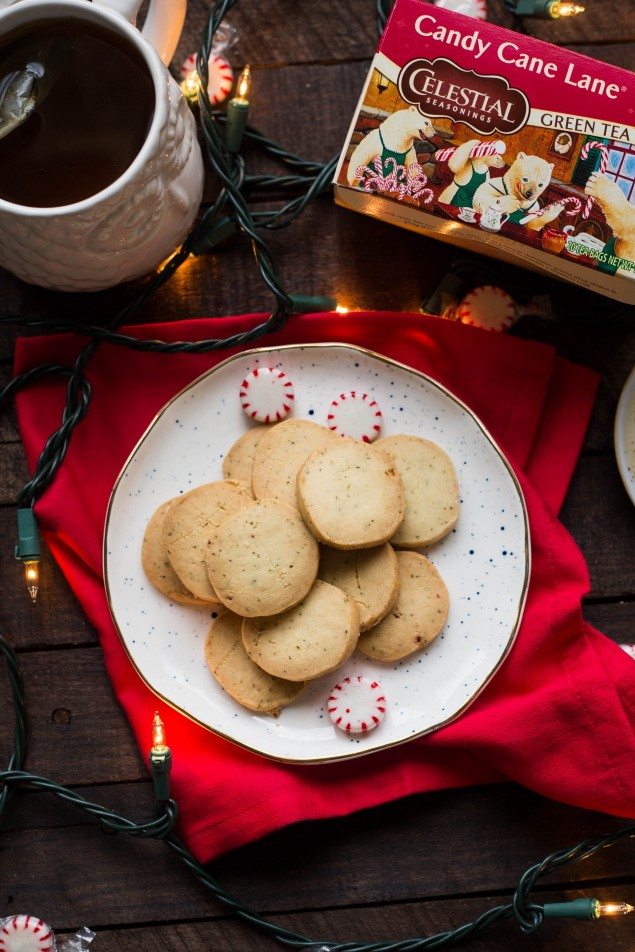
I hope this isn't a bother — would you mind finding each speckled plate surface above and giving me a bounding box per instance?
[104,343,530,764]
[615,365,635,506]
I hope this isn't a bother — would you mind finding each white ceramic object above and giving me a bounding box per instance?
[614,364,635,506]
[104,344,530,764]
[0,0,203,291]
[479,208,509,232]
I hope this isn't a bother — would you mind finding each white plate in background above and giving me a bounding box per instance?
[615,364,635,507]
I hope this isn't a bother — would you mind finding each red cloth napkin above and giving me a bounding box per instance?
[13,312,635,861]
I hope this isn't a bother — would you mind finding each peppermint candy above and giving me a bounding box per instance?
[326,391,382,442]
[458,285,516,333]
[327,675,387,734]
[239,367,294,423]
[179,53,234,105]
[434,0,487,17]
[0,917,55,952]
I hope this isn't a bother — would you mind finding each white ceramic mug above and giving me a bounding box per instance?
[479,208,509,232]
[0,0,204,291]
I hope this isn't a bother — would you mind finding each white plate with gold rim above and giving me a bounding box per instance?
[615,365,635,507]
[104,343,530,764]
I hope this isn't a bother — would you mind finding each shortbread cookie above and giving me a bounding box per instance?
[251,418,336,509]
[297,438,405,549]
[377,435,459,547]
[142,499,215,605]
[222,426,273,493]
[318,543,399,631]
[242,580,360,681]
[206,499,319,616]
[357,551,448,661]
[205,610,304,713]
[162,480,252,600]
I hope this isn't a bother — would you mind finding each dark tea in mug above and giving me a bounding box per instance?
[0,18,155,207]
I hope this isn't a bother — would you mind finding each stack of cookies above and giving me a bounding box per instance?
[142,418,459,716]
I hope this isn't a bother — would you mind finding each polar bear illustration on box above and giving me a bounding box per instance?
[347,106,436,186]
[472,152,558,229]
[472,191,522,218]
[437,139,506,208]
[585,172,635,274]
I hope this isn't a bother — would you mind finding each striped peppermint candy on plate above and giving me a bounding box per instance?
[0,916,55,952]
[458,285,516,333]
[327,675,387,734]
[326,391,383,442]
[239,367,294,423]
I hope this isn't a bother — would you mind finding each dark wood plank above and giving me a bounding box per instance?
[57,887,635,952]
[0,366,18,441]
[525,10,635,47]
[173,0,378,72]
[1,782,631,927]
[569,43,635,71]
[560,454,635,598]
[583,600,635,644]
[515,313,635,456]
[0,647,146,785]
[0,444,28,505]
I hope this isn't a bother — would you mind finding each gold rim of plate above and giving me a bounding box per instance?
[103,341,531,765]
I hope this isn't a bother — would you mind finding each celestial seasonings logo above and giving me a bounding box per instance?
[397,58,530,135]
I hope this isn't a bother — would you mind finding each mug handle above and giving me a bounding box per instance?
[94,0,186,66]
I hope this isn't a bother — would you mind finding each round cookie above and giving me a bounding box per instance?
[205,610,304,713]
[162,480,252,601]
[251,418,336,510]
[222,426,273,494]
[377,434,459,547]
[142,499,217,605]
[242,580,360,681]
[318,543,399,631]
[357,550,449,662]
[205,499,319,617]
[297,438,405,549]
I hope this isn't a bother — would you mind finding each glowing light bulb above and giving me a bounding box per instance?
[151,711,168,753]
[549,0,584,14]
[23,559,39,603]
[180,70,201,101]
[235,64,251,102]
[593,901,634,918]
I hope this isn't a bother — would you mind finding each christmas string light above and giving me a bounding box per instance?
[503,0,585,18]
[225,63,251,152]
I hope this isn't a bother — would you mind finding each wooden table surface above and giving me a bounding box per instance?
[1,1,634,949]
